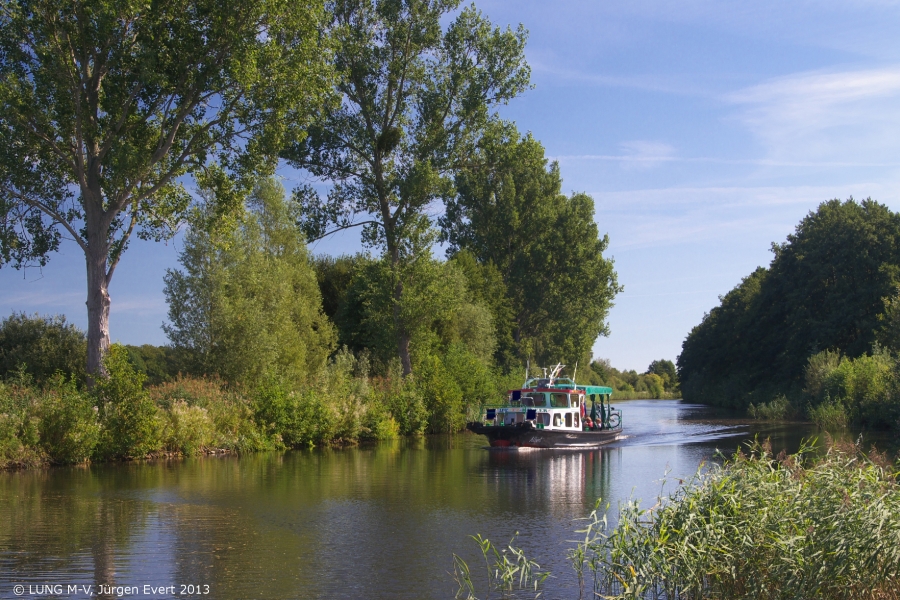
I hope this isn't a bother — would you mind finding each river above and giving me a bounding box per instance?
[0,400,838,599]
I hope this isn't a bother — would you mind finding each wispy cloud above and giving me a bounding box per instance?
[726,66,900,162]
[0,290,83,308]
[591,182,896,250]
[618,141,677,170]
[528,59,708,96]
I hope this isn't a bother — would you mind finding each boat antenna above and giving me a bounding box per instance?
[573,361,578,385]
[525,359,530,386]
[549,363,564,385]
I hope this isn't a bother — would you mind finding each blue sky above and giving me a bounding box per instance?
[3,0,900,372]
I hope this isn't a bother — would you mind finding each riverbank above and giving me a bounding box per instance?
[0,345,448,470]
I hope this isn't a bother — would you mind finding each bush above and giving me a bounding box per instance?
[747,394,793,420]
[94,345,162,459]
[370,363,427,436]
[804,349,842,400]
[808,397,849,430]
[37,375,99,464]
[163,401,215,455]
[417,353,465,434]
[0,381,42,469]
[821,350,893,427]
[0,313,86,385]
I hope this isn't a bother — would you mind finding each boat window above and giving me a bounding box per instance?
[553,413,562,427]
[541,413,550,426]
[569,394,580,408]
[522,393,544,407]
[565,413,572,428]
[574,414,580,428]
[550,393,568,407]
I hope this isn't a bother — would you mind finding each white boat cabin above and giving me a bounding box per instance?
[483,384,613,433]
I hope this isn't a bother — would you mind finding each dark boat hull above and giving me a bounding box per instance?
[466,422,621,449]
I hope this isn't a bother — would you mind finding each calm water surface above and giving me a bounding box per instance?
[0,400,831,599]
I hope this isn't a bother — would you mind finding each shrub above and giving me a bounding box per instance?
[747,394,793,420]
[94,345,162,460]
[369,363,427,436]
[163,401,215,455]
[808,397,850,430]
[37,375,99,464]
[821,350,893,427]
[0,313,86,385]
[150,375,286,453]
[804,349,842,400]
[0,382,42,468]
[416,353,465,434]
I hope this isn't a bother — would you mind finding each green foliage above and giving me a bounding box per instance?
[36,375,100,464]
[0,313,86,385]
[588,358,677,399]
[163,402,216,456]
[680,198,900,410]
[453,533,550,600]
[93,345,162,460]
[450,251,518,370]
[164,178,335,386]
[124,345,182,386]
[284,0,530,374]
[646,359,678,392]
[335,251,497,373]
[0,380,42,468]
[569,441,900,599]
[808,399,850,430]
[0,0,332,375]
[442,123,621,367]
[370,364,428,437]
[747,394,793,420]
[312,255,358,321]
[149,376,276,453]
[819,349,896,428]
[804,349,842,400]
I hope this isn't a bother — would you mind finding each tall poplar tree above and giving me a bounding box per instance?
[442,123,621,366]
[283,0,530,375]
[0,0,331,378]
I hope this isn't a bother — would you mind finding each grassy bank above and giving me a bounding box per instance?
[455,439,900,600]
[0,344,513,470]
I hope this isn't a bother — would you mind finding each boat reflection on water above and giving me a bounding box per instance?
[477,447,621,517]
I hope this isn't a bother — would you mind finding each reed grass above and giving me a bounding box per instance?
[458,439,900,599]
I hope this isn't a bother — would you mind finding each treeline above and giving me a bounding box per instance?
[0,121,623,466]
[586,358,679,398]
[679,198,900,429]
[0,0,630,466]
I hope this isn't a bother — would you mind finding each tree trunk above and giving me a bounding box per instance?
[85,245,111,383]
[387,237,413,377]
[395,297,412,376]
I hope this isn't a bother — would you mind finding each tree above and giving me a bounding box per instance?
[647,359,677,392]
[0,312,86,383]
[334,248,495,372]
[441,123,620,366]
[282,0,530,375]
[163,178,334,385]
[678,198,900,408]
[0,0,331,378]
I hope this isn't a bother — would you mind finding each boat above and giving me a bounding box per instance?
[466,364,622,449]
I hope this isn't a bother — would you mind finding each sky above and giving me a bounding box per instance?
[3,0,900,372]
